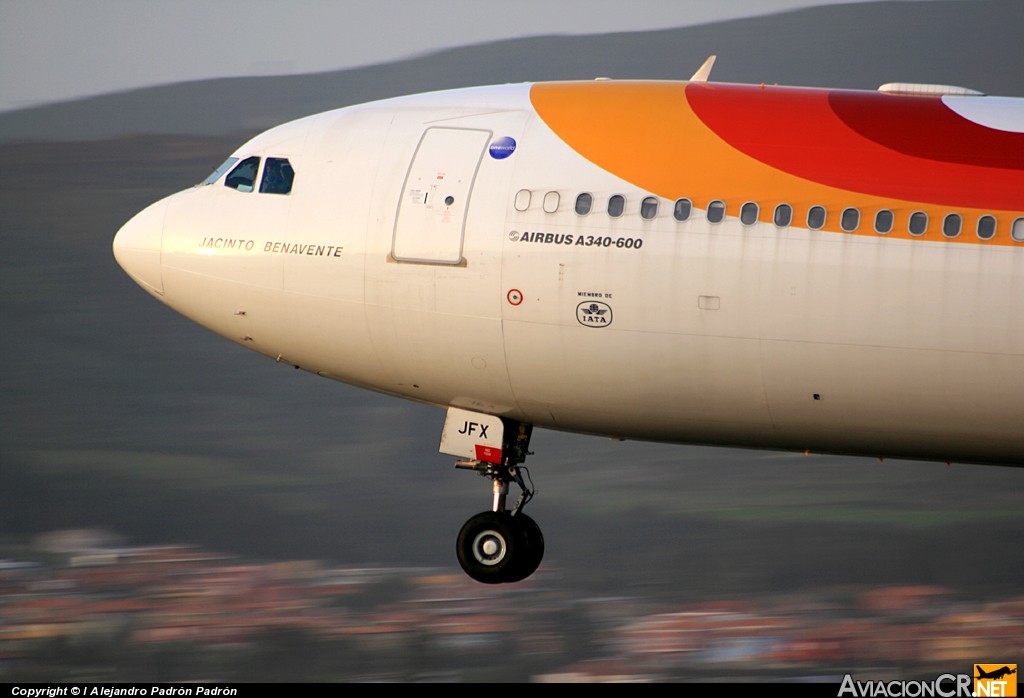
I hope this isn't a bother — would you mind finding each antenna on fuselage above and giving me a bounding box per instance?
[689,55,716,82]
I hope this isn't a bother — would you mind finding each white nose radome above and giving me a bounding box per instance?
[113,199,166,295]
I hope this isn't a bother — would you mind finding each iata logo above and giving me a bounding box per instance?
[576,301,612,328]
[975,665,1017,697]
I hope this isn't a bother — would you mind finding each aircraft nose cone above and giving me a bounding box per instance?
[113,199,166,295]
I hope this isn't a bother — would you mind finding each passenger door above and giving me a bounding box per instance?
[392,127,491,265]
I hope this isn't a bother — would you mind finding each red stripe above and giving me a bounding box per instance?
[685,83,1024,210]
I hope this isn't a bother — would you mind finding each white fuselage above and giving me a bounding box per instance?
[113,82,1024,466]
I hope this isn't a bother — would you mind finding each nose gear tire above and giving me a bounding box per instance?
[456,511,524,584]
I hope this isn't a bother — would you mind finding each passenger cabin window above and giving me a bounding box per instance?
[224,156,260,192]
[807,206,826,231]
[543,191,560,213]
[640,196,658,220]
[514,190,531,212]
[575,193,593,216]
[977,215,997,240]
[608,194,625,218]
[707,200,725,224]
[773,204,792,227]
[201,157,239,186]
[942,213,962,238]
[740,202,759,226]
[1012,218,1024,242]
[909,211,928,236]
[673,198,692,222]
[841,207,860,232]
[874,209,894,234]
[259,157,295,195]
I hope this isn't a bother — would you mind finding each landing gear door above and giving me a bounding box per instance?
[392,127,491,265]
[440,408,506,464]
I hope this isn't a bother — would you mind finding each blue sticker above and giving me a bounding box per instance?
[489,136,517,160]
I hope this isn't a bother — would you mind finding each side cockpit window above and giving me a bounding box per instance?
[200,157,239,186]
[260,157,295,195]
[218,155,294,194]
[224,156,261,192]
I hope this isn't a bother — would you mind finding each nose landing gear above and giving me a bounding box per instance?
[441,409,542,583]
[454,460,543,584]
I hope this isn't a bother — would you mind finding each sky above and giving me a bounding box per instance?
[0,0,907,113]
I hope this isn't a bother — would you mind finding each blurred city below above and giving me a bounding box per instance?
[3,529,1022,683]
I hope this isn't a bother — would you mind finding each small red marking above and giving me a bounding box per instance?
[507,289,523,306]
[475,445,502,464]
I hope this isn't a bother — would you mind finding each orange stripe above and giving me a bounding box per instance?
[530,81,1023,245]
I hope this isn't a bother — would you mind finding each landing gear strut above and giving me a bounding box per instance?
[455,456,542,583]
[441,409,542,583]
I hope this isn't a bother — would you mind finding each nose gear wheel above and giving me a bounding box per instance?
[457,512,521,584]
[452,420,543,583]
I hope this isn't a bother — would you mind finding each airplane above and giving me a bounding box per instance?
[976,666,1017,681]
[112,58,1024,584]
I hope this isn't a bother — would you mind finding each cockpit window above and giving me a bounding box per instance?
[260,157,295,195]
[200,157,239,186]
[224,156,260,192]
